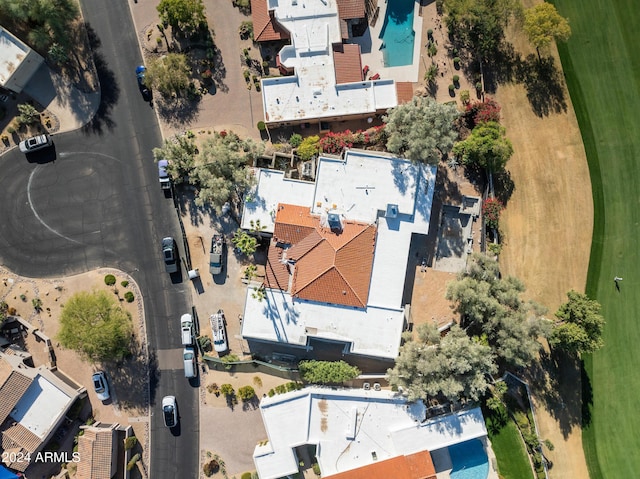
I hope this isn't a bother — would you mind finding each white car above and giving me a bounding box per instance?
[180,313,193,346]
[162,395,178,428]
[92,371,110,401]
[19,134,52,153]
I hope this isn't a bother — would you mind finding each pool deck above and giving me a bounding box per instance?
[348,0,423,82]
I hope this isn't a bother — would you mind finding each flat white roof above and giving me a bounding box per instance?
[11,375,74,439]
[254,387,487,479]
[242,287,405,359]
[0,28,28,85]
[241,168,316,232]
[261,0,398,123]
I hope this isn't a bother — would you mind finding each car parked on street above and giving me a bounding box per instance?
[92,371,110,401]
[181,313,193,346]
[19,134,52,153]
[136,65,152,101]
[162,395,178,428]
[209,234,225,275]
[183,347,197,378]
[162,237,178,273]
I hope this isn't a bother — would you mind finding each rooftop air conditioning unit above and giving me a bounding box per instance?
[386,204,398,219]
[327,213,342,232]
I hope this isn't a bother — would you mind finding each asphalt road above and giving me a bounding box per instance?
[0,0,200,477]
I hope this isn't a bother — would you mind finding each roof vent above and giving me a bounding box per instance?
[327,213,342,232]
[386,204,398,218]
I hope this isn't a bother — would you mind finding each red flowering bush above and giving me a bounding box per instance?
[482,197,503,230]
[465,98,501,127]
[319,126,386,154]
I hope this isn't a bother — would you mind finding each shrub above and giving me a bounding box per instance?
[126,453,140,471]
[124,436,138,450]
[267,389,275,397]
[104,274,116,286]
[452,74,460,83]
[253,375,263,387]
[460,90,470,105]
[297,135,321,160]
[242,473,252,479]
[482,197,504,230]
[448,84,455,92]
[312,463,321,475]
[299,360,360,384]
[453,56,461,64]
[207,383,219,394]
[203,459,219,476]
[17,103,40,125]
[32,298,43,311]
[238,385,256,401]
[198,335,212,351]
[120,280,129,287]
[289,133,303,148]
[257,121,266,131]
[7,125,16,134]
[124,291,135,303]
[239,21,253,39]
[220,383,235,397]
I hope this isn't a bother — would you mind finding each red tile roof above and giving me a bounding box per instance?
[0,370,33,424]
[2,421,41,453]
[76,427,116,479]
[251,0,290,42]
[323,450,437,479]
[267,204,376,308]
[333,44,363,84]
[396,82,414,104]
[337,0,366,20]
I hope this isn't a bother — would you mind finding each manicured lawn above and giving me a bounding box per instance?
[553,0,640,477]
[486,412,533,479]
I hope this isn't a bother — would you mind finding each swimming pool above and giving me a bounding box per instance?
[449,439,490,479]
[379,0,416,67]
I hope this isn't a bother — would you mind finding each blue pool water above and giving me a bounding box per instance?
[379,0,416,67]
[449,439,490,479]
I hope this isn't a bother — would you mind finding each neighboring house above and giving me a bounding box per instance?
[240,149,436,360]
[76,422,119,479]
[251,0,401,128]
[253,387,490,479]
[0,27,44,94]
[0,350,83,472]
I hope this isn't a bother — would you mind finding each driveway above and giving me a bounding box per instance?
[129,0,265,140]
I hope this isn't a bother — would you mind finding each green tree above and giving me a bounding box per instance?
[232,229,258,256]
[446,253,549,368]
[153,134,199,182]
[452,121,513,173]
[549,290,605,355]
[157,0,207,37]
[0,0,78,57]
[57,290,133,363]
[17,103,40,125]
[523,2,571,59]
[388,324,497,402]
[144,53,192,98]
[220,383,235,397]
[444,0,522,59]
[191,132,263,210]
[383,96,459,164]
[299,360,361,384]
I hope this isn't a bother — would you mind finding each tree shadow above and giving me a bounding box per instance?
[109,344,156,409]
[242,395,260,411]
[519,54,567,117]
[156,96,201,127]
[493,168,515,205]
[82,23,119,134]
[526,348,585,438]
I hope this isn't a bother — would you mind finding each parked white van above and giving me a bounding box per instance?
[183,347,196,378]
[180,313,193,346]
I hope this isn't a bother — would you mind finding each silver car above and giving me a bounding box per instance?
[92,371,110,401]
[162,395,178,428]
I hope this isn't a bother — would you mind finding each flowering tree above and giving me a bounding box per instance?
[465,98,502,127]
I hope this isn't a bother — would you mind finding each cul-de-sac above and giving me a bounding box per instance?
[0,0,632,478]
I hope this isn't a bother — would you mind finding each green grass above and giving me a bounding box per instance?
[553,0,640,477]
[486,412,533,479]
